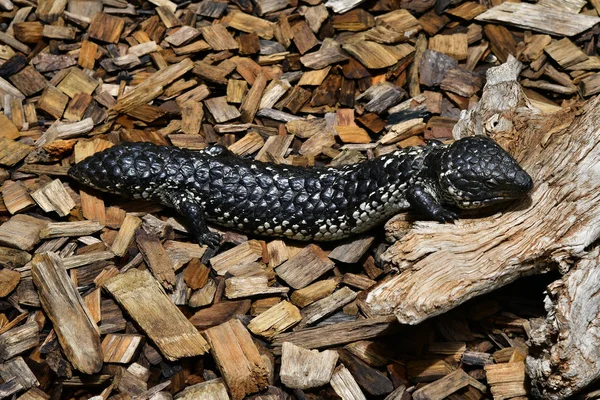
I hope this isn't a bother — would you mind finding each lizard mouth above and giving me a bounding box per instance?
[457,192,529,209]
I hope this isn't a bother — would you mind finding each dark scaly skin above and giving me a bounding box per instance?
[68,137,533,248]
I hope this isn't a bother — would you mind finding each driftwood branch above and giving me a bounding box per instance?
[364,55,600,324]
[526,248,600,399]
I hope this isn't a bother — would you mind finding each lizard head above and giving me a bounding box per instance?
[436,136,533,209]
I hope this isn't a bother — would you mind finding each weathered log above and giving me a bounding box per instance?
[364,55,600,323]
[526,248,600,399]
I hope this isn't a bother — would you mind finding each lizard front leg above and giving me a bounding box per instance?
[170,191,222,249]
[406,182,458,223]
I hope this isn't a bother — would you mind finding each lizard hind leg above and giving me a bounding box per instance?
[170,191,222,249]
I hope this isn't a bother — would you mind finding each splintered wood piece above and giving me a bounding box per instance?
[300,46,349,70]
[484,362,526,398]
[280,342,339,389]
[255,134,294,162]
[102,334,145,363]
[111,214,142,257]
[298,68,330,86]
[31,252,102,374]
[0,214,45,251]
[0,115,19,140]
[273,316,400,350]
[483,24,517,64]
[13,22,43,43]
[582,71,600,97]
[210,240,264,275]
[0,268,20,297]
[428,33,468,61]
[204,96,241,123]
[14,387,50,400]
[412,369,470,400]
[343,42,413,69]
[229,131,265,155]
[256,0,288,15]
[201,24,238,51]
[203,319,269,400]
[290,278,339,308]
[336,126,371,144]
[104,269,210,360]
[0,139,31,167]
[225,275,289,299]
[113,58,194,114]
[166,26,200,47]
[331,9,374,31]
[408,359,454,382]
[227,79,248,103]
[544,38,589,68]
[30,179,75,217]
[78,40,98,69]
[379,118,424,144]
[298,287,357,327]
[42,25,75,40]
[9,66,48,96]
[292,21,318,55]
[39,221,103,238]
[276,244,335,289]
[38,86,69,119]
[0,321,39,362]
[330,364,367,400]
[325,0,366,14]
[260,79,290,109]
[88,13,125,43]
[440,68,483,98]
[0,357,38,391]
[57,68,99,98]
[223,11,275,39]
[190,299,251,328]
[447,2,487,20]
[136,229,176,290]
[329,236,374,264]
[240,72,267,123]
[520,35,551,63]
[156,6,181,28]
[359,82,406,114]
[175,378,229,399]
[248,300,301,339]
[475,2,600,37]
[336,349,393,396]
[64,93,92,121]
[180,100,203,135]
[1,180,33,214]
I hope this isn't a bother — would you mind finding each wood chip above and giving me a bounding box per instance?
[276,244,335,289]
[203,319,269,400]
[102,334,145,364]
[31,253,103,374]
[280,342,339,389]
[30,179,75,217]
[0,214,45,251]
[248,300,301,339]
[104,269,210,361]
[475,2,600,37]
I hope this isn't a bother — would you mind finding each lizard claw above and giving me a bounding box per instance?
[199,232,222,249]
[433,208,458,223]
